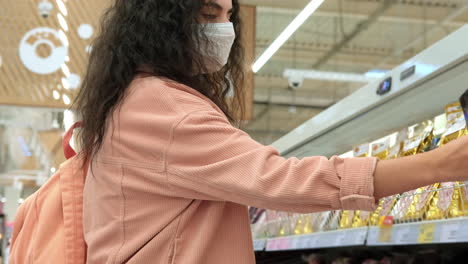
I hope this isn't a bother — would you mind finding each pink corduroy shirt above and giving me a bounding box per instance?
[83,75,378,264]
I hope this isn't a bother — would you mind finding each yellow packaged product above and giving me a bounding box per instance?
[386,145,400,159]
[425,182,461,220]
[279,212,294,236]
[418,122,435,153]
[371,138,390,160]
[407,185,439,220]
[445,102,462,114]
[352,210,371,228]
[353,143,370,157]
[391,192,413,222]
[339,210,354,229]
[266,210,281,238]
[400,135,423,157]
[390,185,438,222]
[446,111,463,125]
[440,116,466,145]
[460,182,468,216]
[311,211,331,232]
[396,127,408,151]
[370,196,397,226]
[293,214,313,235]
[292,214,303,235]
[324,210,341,231]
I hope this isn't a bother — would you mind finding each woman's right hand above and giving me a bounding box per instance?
[373,135,468,199]
[429,135,468,183]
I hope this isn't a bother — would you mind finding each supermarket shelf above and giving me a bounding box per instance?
[367,217,468,246]
[254,218,468,252]
[253,239,267,251]
[264,227,368,251]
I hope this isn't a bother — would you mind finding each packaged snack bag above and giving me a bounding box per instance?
[353,143,370,157]
[371,138,390,160]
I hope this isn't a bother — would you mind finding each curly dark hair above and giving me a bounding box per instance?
[73,0,245,163]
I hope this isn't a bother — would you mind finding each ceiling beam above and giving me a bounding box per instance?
[376,2,468,68]
[242,0,460,22]
[254,92,336,108]
[312,0,395,68]
[257,6,465,28]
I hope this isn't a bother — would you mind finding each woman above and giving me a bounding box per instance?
[74,0,468,263]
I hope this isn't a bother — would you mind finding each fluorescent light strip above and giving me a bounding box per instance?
[252,0,324,73]
[56,0,68,16]
[61,64,70,77]
[62,94,71,105]
[57,13,68,31]
[284,69,381,83]
[58,30,69,46]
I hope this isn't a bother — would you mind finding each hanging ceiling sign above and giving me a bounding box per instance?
[19,27,68,75]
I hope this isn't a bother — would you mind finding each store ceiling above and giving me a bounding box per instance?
[240,0,468,144]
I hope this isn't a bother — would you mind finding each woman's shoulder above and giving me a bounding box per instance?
[128,75,224,116]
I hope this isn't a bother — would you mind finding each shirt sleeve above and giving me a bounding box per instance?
[165,110,377,213]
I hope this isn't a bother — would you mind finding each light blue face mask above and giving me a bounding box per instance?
[197,22,236,73]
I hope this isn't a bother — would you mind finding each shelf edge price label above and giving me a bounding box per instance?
[440,222,460,243]
[335,232,346,246]
[267,239,277,251]
[418,223,436,243]
[378,216,394,243]
[394,226,411,244]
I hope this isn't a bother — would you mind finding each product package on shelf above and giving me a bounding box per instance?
[266,210,282,238]
[386,144,400,160]
[441,121,466,145]
[401,185,439,221]
[353,143,370,157]
[426,182,463,220]
[339,210,354,229]
[324,210,341,231]
[292,213,313,235]
[351,210,371,228]
[371,138,390,160]
[279,212,294,236]
[401,135,424,157]
[370,196,397,226]
[416,121,434,153]
[390,192,413,221]
[310,211,332,232]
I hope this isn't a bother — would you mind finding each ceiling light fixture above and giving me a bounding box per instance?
[53,90,61,100]
[58,30,69,47]
[61,77,70,89]
[284,68,383,83]
[57,13,68,31]
[62,94,71,105]
[61,64,70,77]
[56,0,68,16]
[252,0,325,73]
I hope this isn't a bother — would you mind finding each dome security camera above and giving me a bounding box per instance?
[38,0,53,18]
[288,74,304,90]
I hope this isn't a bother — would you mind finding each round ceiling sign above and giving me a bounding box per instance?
[19,27,68,75]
